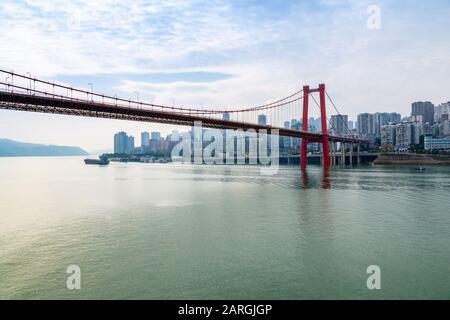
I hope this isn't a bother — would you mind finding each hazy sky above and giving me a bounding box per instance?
[0,0,449,151]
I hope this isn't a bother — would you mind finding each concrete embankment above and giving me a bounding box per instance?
[373,153,450,165]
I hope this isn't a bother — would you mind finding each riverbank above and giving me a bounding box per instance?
[374,153,450,165]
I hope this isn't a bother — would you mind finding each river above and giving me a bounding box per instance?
[0,157,449,299]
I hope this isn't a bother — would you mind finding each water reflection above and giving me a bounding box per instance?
[321,169,331,189]
[300,168,331,189]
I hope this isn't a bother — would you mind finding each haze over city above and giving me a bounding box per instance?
[0,0,449,151]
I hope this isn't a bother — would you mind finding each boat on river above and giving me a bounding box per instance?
[84,156,110,165]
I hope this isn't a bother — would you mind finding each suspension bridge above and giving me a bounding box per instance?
[0,69,368,169]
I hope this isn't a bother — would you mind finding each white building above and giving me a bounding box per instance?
[381,124,396,147]
[440,120,450,136]
[435,102,450,122]
[395,123,413,150]
[424,136,450,150]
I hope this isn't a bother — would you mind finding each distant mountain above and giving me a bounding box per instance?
[0,139,89,157]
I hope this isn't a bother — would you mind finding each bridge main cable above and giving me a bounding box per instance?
[0,69,303,116]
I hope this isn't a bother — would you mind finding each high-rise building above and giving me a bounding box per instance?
[375,113,390,137]
[290,119,300,131]
[128,135,135,153]
[149,132,162,152]
[412,123,425,145]
[412,101,434,124]
[314,118,322,132]
[151,132,161,141]
[357,113,375,135]
[395,123,413,149]
[141,132,150,149]
[348,121,354,130]
[114,131,134,154]
[330,115,348,135]
[444,120,450,136]
[381,125,396,147]
[283,121,291,149]
[435,102,450,122]
[258,114,267,126]
[389,112,401,124]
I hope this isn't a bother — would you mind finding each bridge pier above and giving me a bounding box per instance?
[357,143,361,165]
[349,142,353,166]
[341,142,345,167]
[331,142,335,166]
[335,142,338,166]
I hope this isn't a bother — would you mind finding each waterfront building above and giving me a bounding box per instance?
[434,102,450,122]
[141,132,150,150]
[348,121,354,130]
[128,135,135,153]
[437,120,450,137]
[412,101,434,124]
[290,119,301,131]
[223,112,231,121]
[412,123,425,145]
[375,113,391,137]
[357,113,376,135]
[330,115,348,135]
[389,112,401,124]
[283,121,291,149]
[395,123,413,150]
[151,132,161,141]
[314,117,322,132]
[381,124,396,147]
[258,114,267,126]
[424,136,450,151]
[114,131,134,154]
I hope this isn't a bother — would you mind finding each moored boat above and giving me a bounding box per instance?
[84,156,110,165]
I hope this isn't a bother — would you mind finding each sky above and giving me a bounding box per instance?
[0,0,449,151]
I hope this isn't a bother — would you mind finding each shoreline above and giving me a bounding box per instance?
[373,153,450,166]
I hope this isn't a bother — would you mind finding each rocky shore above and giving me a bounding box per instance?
[373,153,450,165]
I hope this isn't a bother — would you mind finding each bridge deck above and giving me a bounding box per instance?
[0,91,367,144]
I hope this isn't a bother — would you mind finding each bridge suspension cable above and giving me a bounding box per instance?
[0,69,303,117]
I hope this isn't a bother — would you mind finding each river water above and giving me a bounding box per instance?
[0,157,449,299]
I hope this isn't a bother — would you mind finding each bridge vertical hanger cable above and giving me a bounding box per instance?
[309,93,337,134]
[325,91,354,137]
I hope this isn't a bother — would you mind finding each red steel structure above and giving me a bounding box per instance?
[0,69,367,169]
[300,84,330,170]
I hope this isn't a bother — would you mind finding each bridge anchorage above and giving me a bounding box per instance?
[0,69,368,170]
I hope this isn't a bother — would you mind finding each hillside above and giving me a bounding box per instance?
[0,139,89,157]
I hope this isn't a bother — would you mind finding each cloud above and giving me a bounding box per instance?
[0,0,449,149]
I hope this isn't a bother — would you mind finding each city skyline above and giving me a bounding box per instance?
[111,96,450,156]
[1,0,449,150]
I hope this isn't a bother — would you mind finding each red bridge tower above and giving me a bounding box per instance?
[300,84,330,170]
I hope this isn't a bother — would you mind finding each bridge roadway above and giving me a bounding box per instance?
[0,90,367,144]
